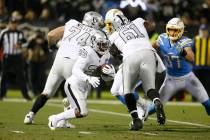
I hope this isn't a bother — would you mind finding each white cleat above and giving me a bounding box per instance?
[48,115,58,130]
[137,98,150,121]
[56,119,76,128]
[24,112,34,124]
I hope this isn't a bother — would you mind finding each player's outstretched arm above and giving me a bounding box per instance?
[183,47,195,62]
[47,26,64,47]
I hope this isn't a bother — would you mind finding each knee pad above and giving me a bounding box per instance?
[202,99,210,116]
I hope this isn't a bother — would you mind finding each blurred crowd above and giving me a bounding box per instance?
[1,0,210,27]
[0,0,210,100]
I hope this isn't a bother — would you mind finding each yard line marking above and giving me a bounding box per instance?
[2,98,202,106]
[47,103,210,128]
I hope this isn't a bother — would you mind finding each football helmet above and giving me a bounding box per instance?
[111,14,129,32]
[166,18,184,41]
[105,9,124,34]
[91,30,110,55]
[82,11,104,30]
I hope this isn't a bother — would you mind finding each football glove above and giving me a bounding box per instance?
[102,64,115,77]
[87,76,100,88]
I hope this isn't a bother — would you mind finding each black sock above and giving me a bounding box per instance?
[31,94,48,114]
[125,93,138,119]
[147,89,160,101]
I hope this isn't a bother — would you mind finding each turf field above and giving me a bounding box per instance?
[0,92,210,140]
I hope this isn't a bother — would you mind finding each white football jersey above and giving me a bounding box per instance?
[109,18,154,59]
[67,46,110,88]
[56,19,96,59]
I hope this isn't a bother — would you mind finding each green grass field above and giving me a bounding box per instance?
[0,91,210,140]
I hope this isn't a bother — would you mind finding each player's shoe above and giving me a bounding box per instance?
[24,112,34,124]
[154,99,166,125]
[56,119,76,128]
[129,118,143,131]
[137,98,149,122]
[48,115,58,130]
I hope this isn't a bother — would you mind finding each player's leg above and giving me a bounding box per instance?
[147,76,179,115]
[48,80,89,130]
[111,68,140,105]
[56,98,76,128]
[185,72,210,116]
[24,57,67,124]
[123,54,144,131]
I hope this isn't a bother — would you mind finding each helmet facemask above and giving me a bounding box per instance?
[166,18,184,41]
[91,31,110,55]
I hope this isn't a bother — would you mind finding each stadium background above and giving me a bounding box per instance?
[0,0,210,100]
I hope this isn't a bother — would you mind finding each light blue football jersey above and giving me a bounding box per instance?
[157,33,193,76]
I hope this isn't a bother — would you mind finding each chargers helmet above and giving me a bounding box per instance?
[82,11,104,30]
[91,30,110,55]
[105,9,124,34]
[166,18,184,41]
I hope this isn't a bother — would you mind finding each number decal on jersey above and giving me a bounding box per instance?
[63,26,90,46]
[119,23,145,43]
[164,54,182,69]
[79,48,88,58]
[84,65,101,77]
[76,32,90,46]
[63,26,81,41]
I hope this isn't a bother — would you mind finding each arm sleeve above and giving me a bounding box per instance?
[0,31,4,48]
[72,48,90,82]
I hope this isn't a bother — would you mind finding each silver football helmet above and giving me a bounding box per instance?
[91,30,110,55]
[82,11,104,30]
[105,9,124,34]
[111,14,130,32]
[166,18,184,41]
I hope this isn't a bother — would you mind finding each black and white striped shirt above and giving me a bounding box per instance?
[0,28,26,55]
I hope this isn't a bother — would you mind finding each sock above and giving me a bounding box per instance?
[31,94,48,114]
[148,103,156,115]
[116,92,139,106]
[202,99,210,116]
[125,93,138,119]
[116,95,126,105]
[147,89,160,101]
[133,92,139,101]
[56,108,76,121]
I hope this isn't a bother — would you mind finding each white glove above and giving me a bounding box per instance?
[102,64,115,76]
[87,76,100,88]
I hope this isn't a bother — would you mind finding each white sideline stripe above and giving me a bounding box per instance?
[2,98,202,106]
[47,103,210,128]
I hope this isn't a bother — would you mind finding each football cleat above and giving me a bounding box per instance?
[154,99,166,125]
[56,119,76,128]
[48,115,58,130]
[129,118,143,131]
[24,112,34,124]
[136,98,149,122]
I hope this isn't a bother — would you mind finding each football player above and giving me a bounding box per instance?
[105,9,166,123]
[48,30,115,130]
[24,11,104,127]
[108,13,166,130]
[146,18,210,116]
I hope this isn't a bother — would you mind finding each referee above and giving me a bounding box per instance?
[0,18,31,101]
[193,24,210,98]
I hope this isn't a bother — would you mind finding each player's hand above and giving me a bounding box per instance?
[87,76,100,88]
[102,64,115,76]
